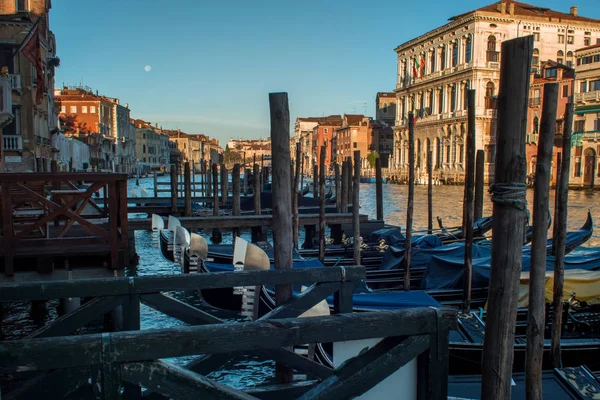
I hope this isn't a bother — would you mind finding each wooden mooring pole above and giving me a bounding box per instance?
[184,161,192,217]
[153,172,158,198]
[405,113,415,291]
[313,164,318,199]
[474,149,485,221]
[481,36,532,400]
[334,162,341,212]
[375,157,383,221]
[341,160,349,214]
[462,89,476,313]
[211,163,222,243]
[319,145,326,262]
[427,147,433,234]
[300,156,305,193]
[353,150,361,266]
[269,92,293,384]
[207,162,212,199]
[293,142,301,249]
[232,163,241,237]
[243,167,248,196]
[551,103,574,368]
[525,82,558,399]
[170,164,178,214]
[220,163,228,208]
[252,163,264,242]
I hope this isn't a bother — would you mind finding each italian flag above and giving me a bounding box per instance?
[413,57,420,78]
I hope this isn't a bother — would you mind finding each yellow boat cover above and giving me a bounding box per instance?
[518,269,600,307]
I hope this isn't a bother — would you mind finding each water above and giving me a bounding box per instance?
[2,177,599,390]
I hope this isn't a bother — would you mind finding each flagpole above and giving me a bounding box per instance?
[12,17,41,58]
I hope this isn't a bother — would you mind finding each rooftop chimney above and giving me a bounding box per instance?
[508,2,514,15]
[497,1,506,14]
[570,6,578,16]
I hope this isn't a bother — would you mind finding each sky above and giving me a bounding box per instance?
[52,0,600,145]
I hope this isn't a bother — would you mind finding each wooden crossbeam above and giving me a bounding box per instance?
[121,360,259,400]
[25,296,123,339]
[2,367,91,400]
[297,335,430,400]
[141,293,223,325]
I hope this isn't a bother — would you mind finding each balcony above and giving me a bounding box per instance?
[583,131,600,141]
[574,91,600,104]
[529,98,541,108]
[3,135,23,151]
[9,74,21,91]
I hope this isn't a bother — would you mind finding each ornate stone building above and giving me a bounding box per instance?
[393,1,600,182]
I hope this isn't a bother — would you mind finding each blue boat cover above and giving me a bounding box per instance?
[332,290,441,310]
[204,258,325,273]
[367,228,404,245]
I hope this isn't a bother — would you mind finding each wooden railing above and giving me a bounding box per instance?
[0,266,456,399]
[0,172,128,276]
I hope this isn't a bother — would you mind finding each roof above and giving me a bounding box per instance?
[450,1,600,24]
[345,114,366,126]
[576,43,600,53]
[377,92,396,98]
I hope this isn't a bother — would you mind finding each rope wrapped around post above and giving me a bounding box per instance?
[488,182,527,211]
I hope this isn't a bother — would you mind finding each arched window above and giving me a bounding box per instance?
[465,34,472,63]
[142,144,146,154]
[452,42,458,67]
[450,84,457,111]
[533,116,539,134]
[485,82,496,109]
[430,49,436,73]
[566,51,574,67]
[440,45,446,70]
[438,87,444,114]
[487,36,498,62]
[557,50,564,64]
[532,49,540,65]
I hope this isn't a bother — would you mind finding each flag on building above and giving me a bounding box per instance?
[20,21,43,105]
[413,57,420,79]
[420,54,426,77]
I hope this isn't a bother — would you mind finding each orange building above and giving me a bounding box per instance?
[333,114,385,175]
[311,115,341,170]
[526,61,574,186]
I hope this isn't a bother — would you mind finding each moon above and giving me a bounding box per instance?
[144,65,151,72]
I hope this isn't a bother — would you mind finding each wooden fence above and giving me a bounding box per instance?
[0,266,456,399]
[0,172,129,276]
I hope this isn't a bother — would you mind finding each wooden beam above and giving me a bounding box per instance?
[474,149,485,221]
[121,360,258,400]
[3,367,91,400]
[375,156,383,221]
[481,35,533,400]
[297,335,430,400]
[0,172,128,182]
[0,308,454,372]
[405,112,415,291]
[462,89,476,313]
[525,82,558,399]
[352,150,361,265]
[141,293,223,325]
[25,296,122,339]
[319,145,327,262]
[258,282,339,320]
[0,266,366,301]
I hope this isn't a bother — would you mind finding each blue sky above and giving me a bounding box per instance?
[52,0,600,144]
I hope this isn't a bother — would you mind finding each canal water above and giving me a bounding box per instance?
[2,176,599,390]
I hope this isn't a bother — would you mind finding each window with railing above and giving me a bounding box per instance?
[574,120,586,132]
[452,43,458,67]
[465,35,472,63]
[486,35,498,62]
[485,82,496,109]
[440,45,446,70]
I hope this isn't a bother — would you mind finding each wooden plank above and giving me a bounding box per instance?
[481,35,533,400]
[474,149,485,221]
[352,150,361,265]
[375,157,383,221]
[258,282,339,320]
[319,145,326,262]
[0,308,451,372]
[121,293,142,400]
[121,360,258,400]
[101,333,121,400]
[297,335,430,400]
[552,103,574,368]
[1,181,14,275]
[0,266,366,301]
[269,92,293,384]
[525,82,558,399]
[255,348,333,380]
[462,89,476,313]
[141,293,223,325]
[246,381,317,400]
[333,282,354,314]
[3,367,91,400]
[25,296,122,339]
[405,112,415,291]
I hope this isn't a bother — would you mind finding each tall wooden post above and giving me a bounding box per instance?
[300,156,305,193]
[243,167,248,196]
[334,162,341,212]
[313,164,318,198]
[525,82,558,399]
[375,157,383,221]
[481,36,532,400]
[552,103,574,368]
[251,163,263,242]
[352,150,361,266]
[170,164,178,214]
[293,143,301,249]
[404,113,415,292]
[220,163,228,208]
[232,163,241,236]
[211,163,221,243]
[319,145,327,262]
[346,157,353,209]
[341,160,349,214]
[269,92,293,384]
[474,150,485,221]
[427,147,433,234]
[153,172,158,198]
[462,89,476,313]
[552,153,562,255]
[184,161,192,217]
[207,162,212,199]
